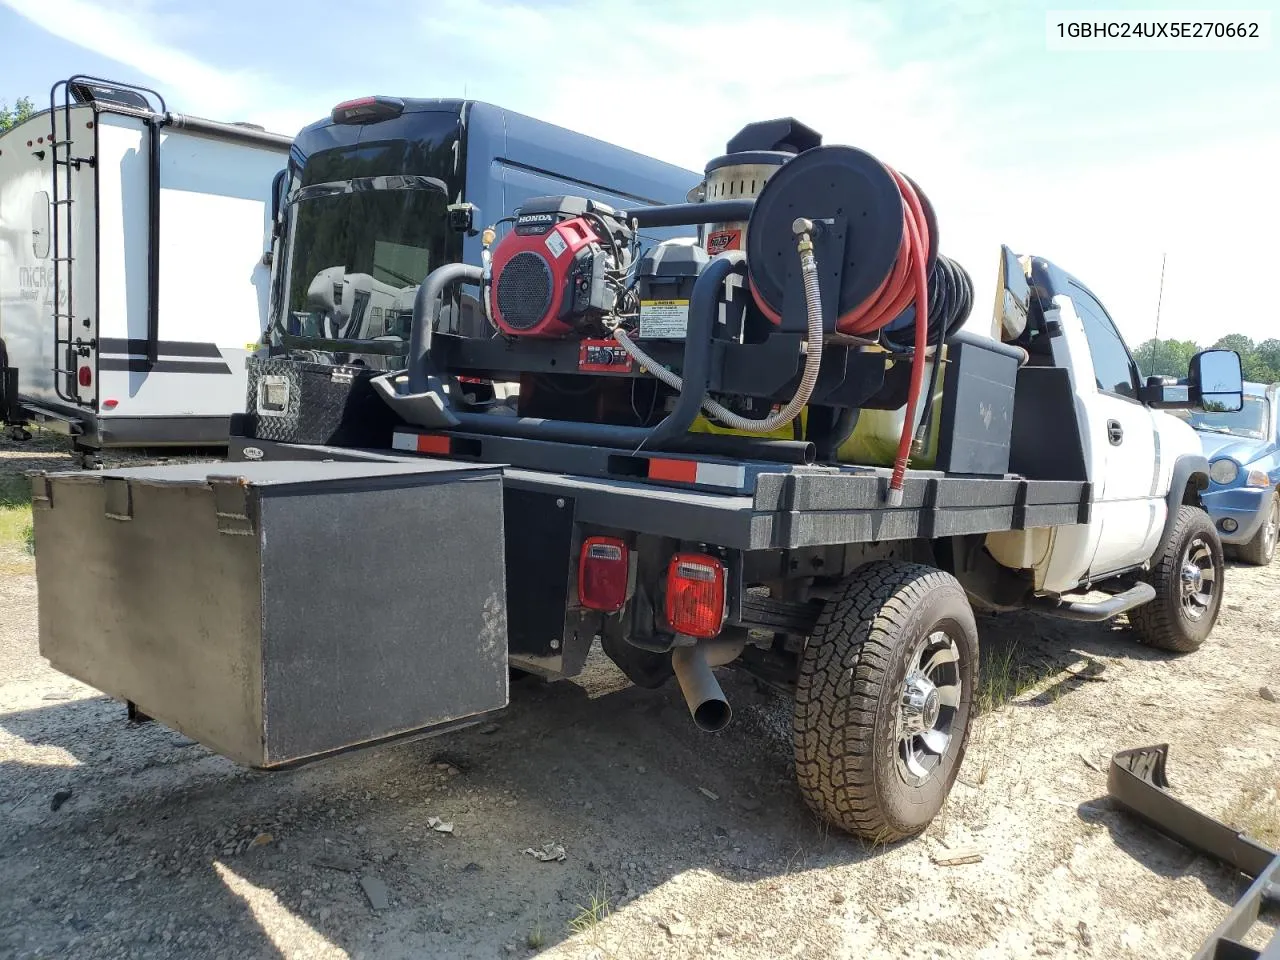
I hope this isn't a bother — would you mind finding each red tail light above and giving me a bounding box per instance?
[665,553,726,639]
[331,96,405,125]
[578,536,629,612]
[77,365,92,388]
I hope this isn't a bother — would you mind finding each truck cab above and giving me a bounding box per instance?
[993,253,1216,595]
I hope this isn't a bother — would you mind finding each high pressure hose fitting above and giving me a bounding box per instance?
[480,226,497,327]
[613,221,825,435]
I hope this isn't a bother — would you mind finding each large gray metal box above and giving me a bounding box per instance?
[31,460,509,768]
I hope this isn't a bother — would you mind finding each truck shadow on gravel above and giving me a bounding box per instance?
[976,607,1260,919]
[0,607,1240,959]
[0,661,888,958]
[974,609,1186,710]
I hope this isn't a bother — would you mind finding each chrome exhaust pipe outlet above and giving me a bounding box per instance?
[671,637,744,733]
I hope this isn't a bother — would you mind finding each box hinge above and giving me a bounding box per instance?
[104,478,133,521]
[211,478,255,536]
[30,475,54,510]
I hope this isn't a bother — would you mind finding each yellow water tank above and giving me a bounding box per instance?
[688,359,944,468]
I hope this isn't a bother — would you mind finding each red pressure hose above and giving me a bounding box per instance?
[836,167,931,504]
[744,157,932,501]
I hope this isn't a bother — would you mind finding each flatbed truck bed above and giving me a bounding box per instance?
[229,433,1091,550]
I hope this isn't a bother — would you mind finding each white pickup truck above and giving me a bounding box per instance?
[31,245,1246,845]
[771,247,1244,840]
[979,249,1233,651]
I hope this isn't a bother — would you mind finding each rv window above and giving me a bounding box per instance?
[32,191,51,259]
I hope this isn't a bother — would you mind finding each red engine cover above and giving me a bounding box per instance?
[490,217,601,337]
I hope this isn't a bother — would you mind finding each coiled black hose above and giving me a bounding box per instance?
[882,254,973,353]
[880,254,975,456]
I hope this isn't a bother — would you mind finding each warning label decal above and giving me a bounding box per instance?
[638,299,690,339]
[544,230,568,259]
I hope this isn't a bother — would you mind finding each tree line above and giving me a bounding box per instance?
[1134,335,1280,385]
[0,96,35,133]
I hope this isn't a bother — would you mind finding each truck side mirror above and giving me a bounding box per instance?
[1190,349,1244,412]
[270,169,287,234]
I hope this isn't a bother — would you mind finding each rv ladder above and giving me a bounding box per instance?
[47,75,166,406]
[47,82,91,409]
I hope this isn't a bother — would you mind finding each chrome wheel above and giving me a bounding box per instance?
[1264,500,1278,559]
[1179,536,1217,621]
[896,630,962,786]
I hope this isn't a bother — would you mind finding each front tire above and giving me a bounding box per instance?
[1237,493,1278,566]
[793,561,979,843]
[1130,506,1224,653]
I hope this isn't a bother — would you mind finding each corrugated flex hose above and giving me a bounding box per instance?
[613,221,825,435]
[737,160,933,502]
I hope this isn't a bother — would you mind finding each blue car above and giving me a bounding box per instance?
[1172,382,1280,564]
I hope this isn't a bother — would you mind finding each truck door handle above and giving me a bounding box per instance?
[1107,420,1123,445]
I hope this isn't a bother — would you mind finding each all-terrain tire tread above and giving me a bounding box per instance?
[793,560,973,843]
[1129,505,1221,653]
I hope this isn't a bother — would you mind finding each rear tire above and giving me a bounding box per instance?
[1237,493,1278,566]
[1130,506,1224,653]
[793,560,978,843]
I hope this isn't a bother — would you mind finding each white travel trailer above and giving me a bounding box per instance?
[0,76,291,450]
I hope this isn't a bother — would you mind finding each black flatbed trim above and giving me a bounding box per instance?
[230,436,1092,551]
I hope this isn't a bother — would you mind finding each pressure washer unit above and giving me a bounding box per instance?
[303,118,1022,501]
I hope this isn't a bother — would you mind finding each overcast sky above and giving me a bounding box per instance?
[2,0,1277,349]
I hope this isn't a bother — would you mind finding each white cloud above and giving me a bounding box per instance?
[4,0,253,109]
[959,133,1280,347]
[0,0,317,134]
[413,0,1279,347]
[8,0,1277,350]
[418,0,977,174]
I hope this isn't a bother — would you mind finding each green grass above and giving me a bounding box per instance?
[1224,779,1280,849]
[0,474,35,563]
[567,886,612,951]
[526,921,546,950]
[977,643,1036,712]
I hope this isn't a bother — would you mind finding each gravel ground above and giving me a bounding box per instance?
[0,433,1277,959]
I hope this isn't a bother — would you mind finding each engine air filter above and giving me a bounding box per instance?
[495,251,554,332]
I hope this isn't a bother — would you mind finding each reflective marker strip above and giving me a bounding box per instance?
[392,432,450,454]
[391,435,746,489]
[694,461,748,489]
[647,458,697,483]
[647,458,746,490]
